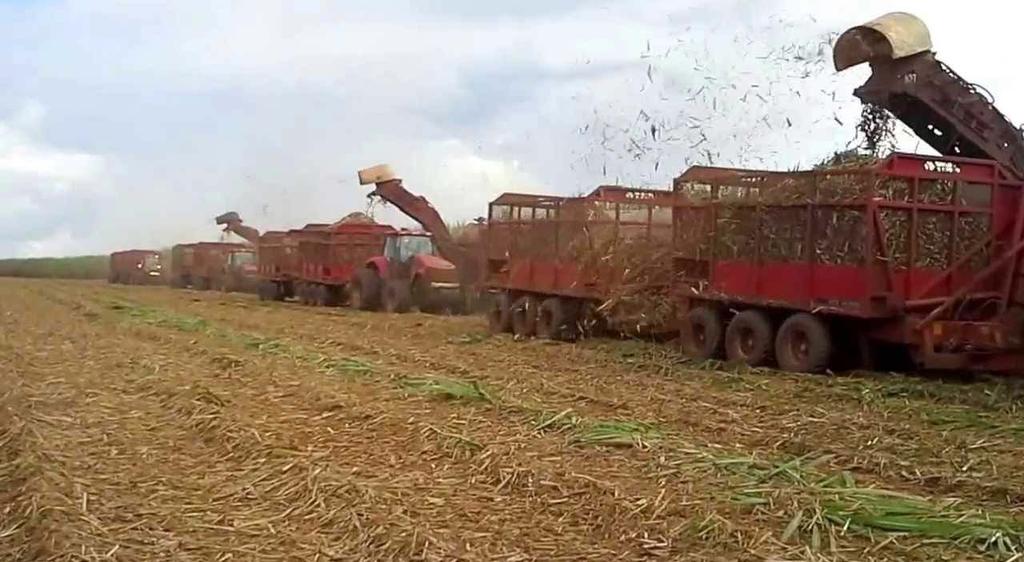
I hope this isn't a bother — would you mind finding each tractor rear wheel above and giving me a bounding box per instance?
[681,307,725,360]
[775,313,832,373]
[383,279,413,313]
[536,297,578,341]
[350,269,382,311]
[487,292,513,334]
[511,296,540,338]
[725,309,774,367]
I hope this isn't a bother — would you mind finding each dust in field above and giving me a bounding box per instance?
[3,279,1024,561]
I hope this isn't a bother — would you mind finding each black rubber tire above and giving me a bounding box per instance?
[257,281,272,301]
[323,285,342,307]
[775,313,832,373]
[681,307,725,360]
[194,277,211,291]
[725,309,775,367]
[536,297,578,341]
[383,279,413,313]
[488,292,513,334]
[350,269,381,311]
[273,282,287,301]
[511,296,540,338]
[312,284,328,307]
[412,277,436,313]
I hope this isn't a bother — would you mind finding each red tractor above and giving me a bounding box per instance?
[349,164,481,314]
[349,228,462,313]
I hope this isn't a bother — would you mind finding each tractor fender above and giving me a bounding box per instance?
[365,256,390,278]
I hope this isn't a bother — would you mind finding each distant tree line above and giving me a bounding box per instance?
[0,255,110,279]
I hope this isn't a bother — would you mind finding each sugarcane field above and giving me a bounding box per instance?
[6,3,1024,561]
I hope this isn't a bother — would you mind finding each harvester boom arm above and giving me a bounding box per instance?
[836,12,1024,179]
[357,165,464,266]
[215,211,261,245]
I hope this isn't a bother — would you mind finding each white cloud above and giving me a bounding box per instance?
[0,103,106,187]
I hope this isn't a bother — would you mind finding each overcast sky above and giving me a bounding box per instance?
[1,0,1021,257]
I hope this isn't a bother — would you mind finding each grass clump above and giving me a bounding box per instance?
[924,408,1024,438]
[571,420,661,448]
[695,450,1024,555]
[109,302,208,332]
[818,480,1024,554]
[399,377,495,403]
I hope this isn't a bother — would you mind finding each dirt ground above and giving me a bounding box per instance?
[4,279,1024,561]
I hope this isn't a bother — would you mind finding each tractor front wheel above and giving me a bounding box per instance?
[383,279,413,313]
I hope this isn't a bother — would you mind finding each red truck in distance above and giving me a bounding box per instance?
[108,250,163,285]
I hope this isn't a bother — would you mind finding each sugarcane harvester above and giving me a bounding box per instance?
[672,12,1024,373]
[352,164,480,313]
[835,12,1024,181]
[215,211,261,245]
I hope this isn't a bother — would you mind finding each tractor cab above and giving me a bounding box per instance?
[228,248,257,271]
[384,232,437,263]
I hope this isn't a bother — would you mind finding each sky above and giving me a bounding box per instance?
[1,0,1021,257]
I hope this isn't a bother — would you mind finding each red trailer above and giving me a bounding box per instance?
[108,250,163,285]
[170,242,253,291]
[673,153,1024,373]
[254,225,327,301]
[293,222,396,306]
[485,186,676,339]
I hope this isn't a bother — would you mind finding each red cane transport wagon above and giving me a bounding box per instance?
[170,242,252,291]
[485,186,677,340]
[294,222,396,306]
[673,153,1024,373]
[255,225,328,301]
[108,249,163,285]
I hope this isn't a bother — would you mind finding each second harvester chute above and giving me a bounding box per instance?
[834,11,1024,180]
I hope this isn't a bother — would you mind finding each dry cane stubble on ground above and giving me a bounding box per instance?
[4,279,1024,560]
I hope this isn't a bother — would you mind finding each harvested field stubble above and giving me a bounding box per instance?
[5,279,1024,560]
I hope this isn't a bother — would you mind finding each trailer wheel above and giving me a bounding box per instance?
[725,310,774,367]
[257,281,273,301]
[296,283,309,305]
[272,282,287,301]
[776,313,832,373]
[195,277,211,291]
[577,301,608,339]
[312,284,328,307]
[350,269,381,311]
[681,307,725,360]
[324,285,342,307]
[536,298,578,341]
[487,292,513,334]
[511,296,540,338]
